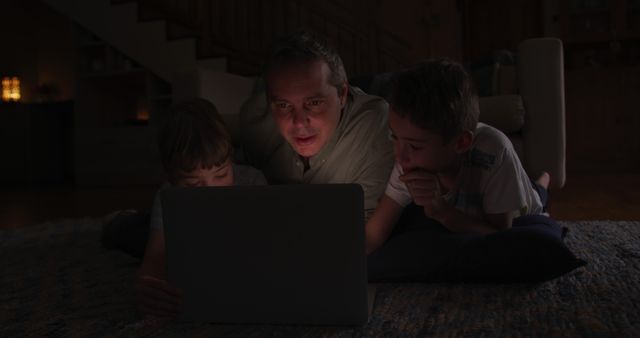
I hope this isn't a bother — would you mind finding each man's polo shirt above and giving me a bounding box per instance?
[239,85,394,218]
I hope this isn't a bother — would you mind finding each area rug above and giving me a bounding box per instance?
[1,219,639,337]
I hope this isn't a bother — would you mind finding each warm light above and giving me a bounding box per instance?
[1,77,10,102]
[137,109,150,121]
[1,76,21,102]
[136,98,150,121]
[10,77,21,101]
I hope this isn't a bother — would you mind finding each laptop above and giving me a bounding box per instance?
[161,184,370,326]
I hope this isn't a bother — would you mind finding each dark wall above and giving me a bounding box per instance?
[0,0,76,102]
[4,0,637,173]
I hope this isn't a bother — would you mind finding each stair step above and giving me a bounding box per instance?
[43,0,228,82]
[137,4,166,22]
[166,22,199,41]
[110,0,136,4]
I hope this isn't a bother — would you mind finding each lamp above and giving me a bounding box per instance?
[1,76,21,102]
[1,77,10,102]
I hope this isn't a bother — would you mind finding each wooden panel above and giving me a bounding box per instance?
[565,66,640,172]
[462,0,543,61]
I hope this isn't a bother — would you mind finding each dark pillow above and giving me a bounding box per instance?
[367,205,586,283]
[444,226,586,283]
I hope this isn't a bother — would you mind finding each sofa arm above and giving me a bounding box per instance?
[518,38,566,189]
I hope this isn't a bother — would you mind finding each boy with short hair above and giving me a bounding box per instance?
[366,59,549,255]
[137,98,266,318]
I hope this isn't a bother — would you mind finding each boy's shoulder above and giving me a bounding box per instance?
[473,123,514,153]
[466,123,517,170]
[233,164,267,186]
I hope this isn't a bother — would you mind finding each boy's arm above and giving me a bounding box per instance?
[365,194,404,255]
[485,211,516,229]
[139,230,167,279]
[401,170,513,234]
[137,230,182,318]
[429,198,514,234]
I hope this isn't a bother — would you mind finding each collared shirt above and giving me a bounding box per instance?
[239,85,394,219]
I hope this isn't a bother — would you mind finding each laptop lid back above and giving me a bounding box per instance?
[162,184,368,325]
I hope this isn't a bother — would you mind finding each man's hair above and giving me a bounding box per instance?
[158,98,233,184]
[389,59,480,143]
[264,30,347,93]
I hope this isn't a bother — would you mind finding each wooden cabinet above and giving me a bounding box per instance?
[461,0,640,172]
[0,102,74,185]
[461,0,543,61]
[550,0,640,43]
[543,0,640,69]
[546,0,640,172]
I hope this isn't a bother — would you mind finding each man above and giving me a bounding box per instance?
[239,31,394,218]
[102,31,393,260]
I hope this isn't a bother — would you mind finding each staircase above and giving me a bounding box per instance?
[41,0,410,186]
[42,0,227,82]
[41,0,256,186]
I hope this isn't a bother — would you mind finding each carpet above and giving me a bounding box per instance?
[1,219,639,337]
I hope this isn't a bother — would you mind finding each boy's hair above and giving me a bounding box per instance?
[389,59,480,143]
[158,98,232,184]
[264,30,347,94]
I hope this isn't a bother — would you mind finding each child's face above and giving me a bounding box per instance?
[175,160,234,187]
[388,109,461,175]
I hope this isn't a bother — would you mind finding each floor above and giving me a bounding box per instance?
[0,184,157,229]
[548,173,640,221]
[0,173,639,229]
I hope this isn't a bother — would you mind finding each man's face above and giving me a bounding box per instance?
[388,109,460,174]
[266,60,347,158]
[174,159,234,187]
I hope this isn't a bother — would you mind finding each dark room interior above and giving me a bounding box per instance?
[1,0,639,336]
[1,0,638,227]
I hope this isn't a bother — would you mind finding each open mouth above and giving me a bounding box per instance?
[294,135,316,146]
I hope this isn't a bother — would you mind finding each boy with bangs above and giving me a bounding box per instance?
[136,98,265,319]
[366,59,551,255]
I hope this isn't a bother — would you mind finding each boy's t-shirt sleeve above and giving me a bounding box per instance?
[481,147,529,215]
[475,127,542,216]
[384,162,412,208]
[233,164,268,186]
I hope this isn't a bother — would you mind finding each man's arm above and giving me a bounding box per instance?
[355,130,395,220]
[359,159,394,220]
[365,194,404,254]
[344,89,395,219]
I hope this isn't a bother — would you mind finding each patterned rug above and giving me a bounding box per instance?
[1,219,639,337]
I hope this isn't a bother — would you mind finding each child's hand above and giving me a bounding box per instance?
[136,275,183,319]
[399,169,446,218]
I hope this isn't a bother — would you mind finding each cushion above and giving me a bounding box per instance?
[495,65,517,95]
[478,95,526,133]
[444,226,586,283]
[367,204,586,283]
